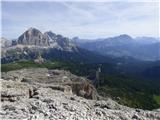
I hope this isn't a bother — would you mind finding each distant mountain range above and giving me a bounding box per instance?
[74,34,160,61]
[1,28,160,63]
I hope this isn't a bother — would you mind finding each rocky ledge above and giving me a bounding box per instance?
[1,68,160,120]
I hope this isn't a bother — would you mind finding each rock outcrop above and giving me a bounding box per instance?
[2,68,98,100]
[1,68,160,120]
[1,79,160,120]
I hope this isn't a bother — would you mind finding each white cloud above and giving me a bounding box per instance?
[2,1,159,39]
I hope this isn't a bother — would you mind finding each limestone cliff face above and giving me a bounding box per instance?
[44,31,77,51]
[16,28,76,51]
[18,28,49,46]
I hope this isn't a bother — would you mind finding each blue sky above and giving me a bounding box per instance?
[1,1,159,39]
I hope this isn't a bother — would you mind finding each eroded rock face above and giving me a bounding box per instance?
[2,68,98,100]
[18,28,49,46]
[1,80,32,102]
[44,31,77,51]
[11,28,77,51]
[1,78,160,120]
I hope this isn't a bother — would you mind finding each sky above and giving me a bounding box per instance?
[1,1,159,39]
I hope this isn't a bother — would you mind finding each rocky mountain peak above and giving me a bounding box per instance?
[44,31,77,51]
[113,34,133,41]
[1,37,12,48]
[118,34,132,38]
[45,31,56,36]
[2,27,78,51]
[17,27,49,46]
[16,28,77,51]
[44,31,57,42]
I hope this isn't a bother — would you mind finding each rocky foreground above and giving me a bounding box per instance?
[1,68,160,120]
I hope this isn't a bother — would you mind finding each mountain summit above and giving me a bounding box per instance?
[44,31,76,51]
[76,34,159,61]
[15,28,77,51]
[18,27,49,46]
